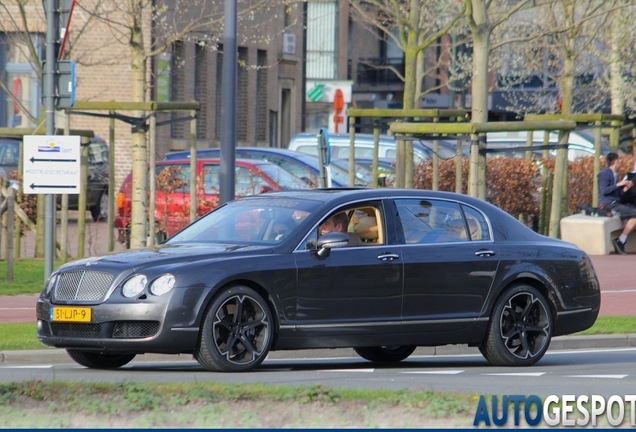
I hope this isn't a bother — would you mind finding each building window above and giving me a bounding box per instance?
[237,47,248,141]
[306,1,338,79]
[256,50,268,142]
[0,33,42,128]
[195,43,208,139]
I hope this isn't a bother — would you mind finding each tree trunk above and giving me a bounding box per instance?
[609,9,625,117]
[468,0,490,199]
[128,0,148,249]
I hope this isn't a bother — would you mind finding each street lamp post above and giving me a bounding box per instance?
[219,0,237,205]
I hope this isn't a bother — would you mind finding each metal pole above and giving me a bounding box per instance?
[44,0,56,279]
[219,0,237,204]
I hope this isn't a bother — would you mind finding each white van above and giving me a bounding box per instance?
[288,132,461,163]
[485,130,610,160]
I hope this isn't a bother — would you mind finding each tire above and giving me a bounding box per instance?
[90,190,108,222]
[195,286,274,372]
[66,349,135,369]
[479,285,553,366]
[354,345,416,363]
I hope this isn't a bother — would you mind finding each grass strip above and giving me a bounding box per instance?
[0,259,63,295]
[0,380,479,428]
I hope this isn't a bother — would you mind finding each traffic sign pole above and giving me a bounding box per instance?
[44,0,56,279]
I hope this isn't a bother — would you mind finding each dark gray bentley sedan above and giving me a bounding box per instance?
[37,189,600,372]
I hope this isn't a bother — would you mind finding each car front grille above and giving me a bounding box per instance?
[113,322,160,338]
[49,321,160,339]
[54,271,114,302]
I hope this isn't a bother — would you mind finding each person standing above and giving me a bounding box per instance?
[598,152,636,254]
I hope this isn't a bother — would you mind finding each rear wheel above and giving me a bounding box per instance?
[195,286,274,372]
[66,349,135,369]
[479,285,552,366]
[354,346,416,363]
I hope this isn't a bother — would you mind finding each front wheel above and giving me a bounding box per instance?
[354,346,416,363]
[480,285,553,366]
[195,286,274,372]
[66,349,135,369]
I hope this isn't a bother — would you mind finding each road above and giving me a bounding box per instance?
[1,348,636,399]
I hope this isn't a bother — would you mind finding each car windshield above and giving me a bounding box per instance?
[330,159,373,184]
[0,139,20,166]
[88,141,108,165]
[256,164,311,190]
[167,197,322,245]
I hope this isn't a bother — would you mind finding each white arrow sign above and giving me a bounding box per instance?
[23,135,81,194]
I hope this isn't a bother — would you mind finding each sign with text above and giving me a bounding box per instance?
[23,135,81,194]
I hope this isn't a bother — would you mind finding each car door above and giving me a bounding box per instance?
[294,200,404,341]
[392,198,499,335]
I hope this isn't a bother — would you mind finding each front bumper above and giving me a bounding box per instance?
[36,292,201,354]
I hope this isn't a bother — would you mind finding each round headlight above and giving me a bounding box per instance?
[44,274,58,294]
[150,274,175,296]
[122,274,147,298]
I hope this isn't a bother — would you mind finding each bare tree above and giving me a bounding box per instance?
[73,0,302,248]
[349,0,465,110]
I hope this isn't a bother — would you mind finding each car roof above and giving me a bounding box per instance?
[166,147,317,159]
[156,157,273,167]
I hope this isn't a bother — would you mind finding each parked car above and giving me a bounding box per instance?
[165,147,368,187]
[37,188,599,372]
[485,130,613,160]
[114,158,309,246]
[0,136,110,221]
[287,132,462,163]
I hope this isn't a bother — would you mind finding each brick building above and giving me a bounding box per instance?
[0,0,305,190]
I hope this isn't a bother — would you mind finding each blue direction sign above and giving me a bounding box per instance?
[23,135,81,194]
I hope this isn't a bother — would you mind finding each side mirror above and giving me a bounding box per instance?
[314,232,349,259]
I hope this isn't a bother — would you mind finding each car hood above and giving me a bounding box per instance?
[58,243,274,273]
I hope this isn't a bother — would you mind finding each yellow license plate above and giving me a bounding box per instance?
[50,306,92,323]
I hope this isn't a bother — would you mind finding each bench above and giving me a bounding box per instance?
[560,214,636,255]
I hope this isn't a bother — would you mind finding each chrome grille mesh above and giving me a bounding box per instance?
[51,323,102,338]
[54,271,114,302]
[113,322,160,338]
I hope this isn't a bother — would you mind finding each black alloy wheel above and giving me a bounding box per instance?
[195,286,273,372]
[66,349,136,369]
[480,285,553,366]
[354,345,416,363]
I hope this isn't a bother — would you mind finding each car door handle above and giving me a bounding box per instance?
[475,250,496,257]
[377,253,400,261]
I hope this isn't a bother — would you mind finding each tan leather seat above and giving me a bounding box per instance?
[356,216,379,242]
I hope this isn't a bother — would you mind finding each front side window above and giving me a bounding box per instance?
[300,202,385,250]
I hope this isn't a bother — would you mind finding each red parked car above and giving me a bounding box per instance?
[115,158,309,246]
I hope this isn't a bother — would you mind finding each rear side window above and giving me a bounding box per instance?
[461,204,490,241]
[395,199,474,243]
[155,164,190,193]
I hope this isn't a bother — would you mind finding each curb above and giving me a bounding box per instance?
[2,334,635,366]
